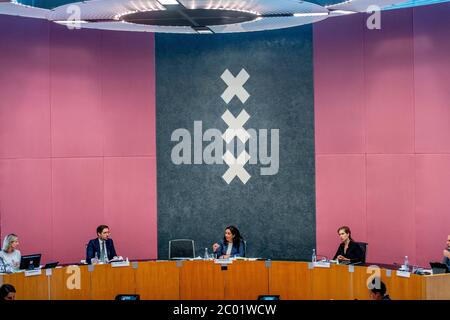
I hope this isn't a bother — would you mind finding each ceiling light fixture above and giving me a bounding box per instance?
[192,26,214,34]
[1,0,425,34]
[157,0,180,5]
[293,12,329,17]
[329,9,357,14]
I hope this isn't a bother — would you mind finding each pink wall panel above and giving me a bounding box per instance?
[50,25,103,157]
[52,158,105,263]
[314,3,450,266]
[366,155,415,264]
[415,155,450,267]
[101,32,156,157]
[313,14,366,154]
[364,9,415,154]
[0,16,157,264]
[104,157,157,260]
[0,159,53,262]
[0,17,51,159]
[315,155,367,260]
[414,4,450,153]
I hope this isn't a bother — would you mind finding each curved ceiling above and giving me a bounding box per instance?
[1,0,448,34]
[10,0,351,9]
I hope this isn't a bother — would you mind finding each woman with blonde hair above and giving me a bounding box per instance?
[0,234,21,272]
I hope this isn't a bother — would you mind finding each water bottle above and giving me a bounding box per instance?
[204,248,209,260]
[312,249,317,263]
[404,256,409,272]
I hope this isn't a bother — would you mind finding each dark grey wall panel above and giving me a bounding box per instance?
[156,26,315,261]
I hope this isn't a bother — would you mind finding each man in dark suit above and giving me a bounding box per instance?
[443,234,450,269]
[86,225,118,264]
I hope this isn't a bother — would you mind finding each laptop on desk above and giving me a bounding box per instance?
[19,254,41,270]
[429,262,449,274]
[43,262,59,269]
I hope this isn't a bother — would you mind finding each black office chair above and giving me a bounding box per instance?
[355,242,368,264]
[168,239,195,260]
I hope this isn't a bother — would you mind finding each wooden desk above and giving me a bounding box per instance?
[310,264,353,300]
[345,264,424,300]
[1,261,449,300]
[224,260,269,299]
[90,263,136,300]
[50,265,91,300]
[135,261,179,300]
[269,261,312,299]
[423,273,450,300]
[1,269,49,300]
[179,260,224,300]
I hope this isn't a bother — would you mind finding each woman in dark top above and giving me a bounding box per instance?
[333,226,364,264]
[212,225,245,259]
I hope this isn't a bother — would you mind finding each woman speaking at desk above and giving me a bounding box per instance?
[212,226,245,259]
[0,234,21,273]
[333,226,364,264]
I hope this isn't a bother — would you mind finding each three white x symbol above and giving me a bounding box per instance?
[221,69,250,104]
[222,150,251,184]
[220,68,252,184]
[221,109,250,143]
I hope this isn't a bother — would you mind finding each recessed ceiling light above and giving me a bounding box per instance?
[158,0,180,5]
[330,10,357,15]
[293,12,329,17]
[54,20,88,24]
[192,26,214,34]
[1,0,426,34]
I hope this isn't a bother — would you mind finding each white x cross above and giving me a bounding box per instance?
[222,150,251,184]
[221,109,250,143]
[221,69,250,104]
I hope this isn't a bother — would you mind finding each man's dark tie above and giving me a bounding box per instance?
[100,241,106,261]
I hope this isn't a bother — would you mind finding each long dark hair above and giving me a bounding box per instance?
[0,284,16,300]
[337,226,354,241]
[223,225,243,247]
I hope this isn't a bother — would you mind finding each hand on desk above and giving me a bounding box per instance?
[337,255,350,261]
[109,256,123,262]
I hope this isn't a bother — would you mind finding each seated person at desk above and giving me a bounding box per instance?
[0,234,21,273]
[332,226,364,264]
[369,280,391,300]
[86,225,118,264]
[0,284,16,301]
[443,234,450,269]
[212,225,245,259]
